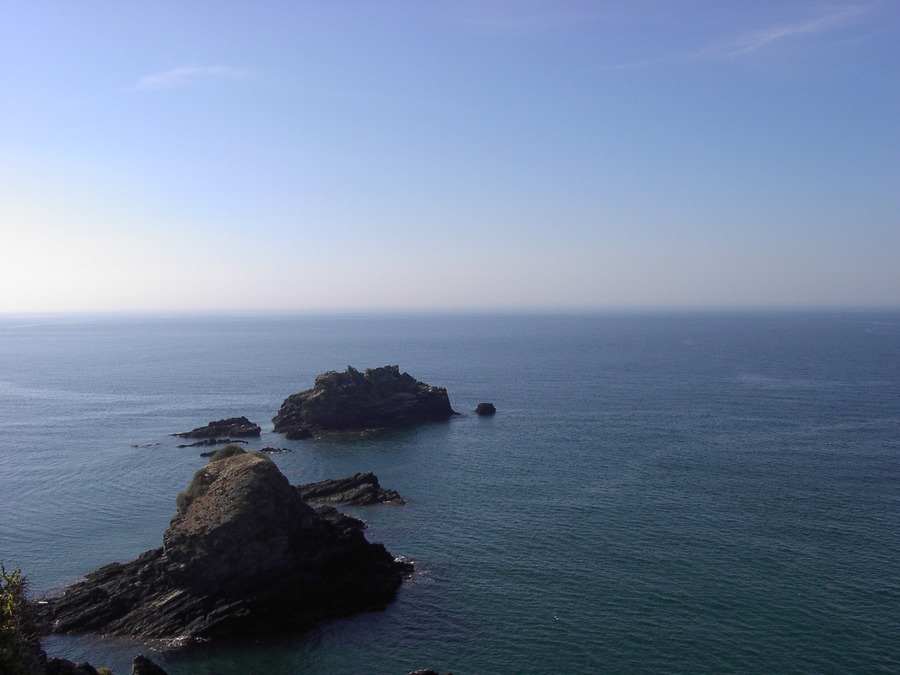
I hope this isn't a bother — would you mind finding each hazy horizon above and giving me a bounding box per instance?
[2,2,898,313]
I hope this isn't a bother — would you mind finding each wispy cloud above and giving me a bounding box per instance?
[607,3,879,70]
[696,4,874,60]
[127,65,254,91]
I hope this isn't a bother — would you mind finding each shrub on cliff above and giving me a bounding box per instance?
[0,563,42,675]
[208,443,247,463]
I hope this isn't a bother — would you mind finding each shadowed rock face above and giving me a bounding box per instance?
[272,366,456,437]
[37,451,410,642]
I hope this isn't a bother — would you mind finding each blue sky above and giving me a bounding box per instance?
[2,1,898,312]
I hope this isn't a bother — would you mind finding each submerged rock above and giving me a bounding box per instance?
[173,416,261,439]
[298,472,406,506]
[37,449,410,642]
[273,365,456,436]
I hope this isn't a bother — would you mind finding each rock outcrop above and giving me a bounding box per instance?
[273,366,456,437]
[474,402,496,416]
[298,472,406,506]
[37,449,410,642]
[173,416,261,439]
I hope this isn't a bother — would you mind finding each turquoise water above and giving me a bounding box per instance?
[1,312,898,673]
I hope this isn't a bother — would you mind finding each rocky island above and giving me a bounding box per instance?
[37,447,411,642]
[273,365,456,438]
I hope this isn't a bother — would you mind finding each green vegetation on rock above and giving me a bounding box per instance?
[208,443,248,463]
[176,444,249,514]
[0,563,42,675]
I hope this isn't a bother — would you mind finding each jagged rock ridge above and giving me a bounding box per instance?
[298,471,406,506]
[273,365,456,438]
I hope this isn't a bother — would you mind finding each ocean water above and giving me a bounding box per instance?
[1,311,898,674]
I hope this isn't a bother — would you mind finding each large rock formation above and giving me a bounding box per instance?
[37,449,410,642]
[273,366,456,438]
[173,416,261,439]
[298,472,406,506]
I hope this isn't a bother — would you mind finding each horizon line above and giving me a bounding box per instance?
[2,304,898,320]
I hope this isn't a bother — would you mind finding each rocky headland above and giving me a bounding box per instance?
[298,471,406,506]
[272,366,457,438]
[37,448,411,642]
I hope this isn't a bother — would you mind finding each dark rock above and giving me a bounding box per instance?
[273,365,456,435]
[36,449,411,642]
[259,446,292,453]
[132,654,169,675]
[313,505,368,536]
[178,437,248,449]
[298,472,406,506]
[173,416,261,439]
[285,426,313,440]
[44,658,99,674]
[475,402,496,416]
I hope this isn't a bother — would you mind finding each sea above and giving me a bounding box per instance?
[0,311,898,674]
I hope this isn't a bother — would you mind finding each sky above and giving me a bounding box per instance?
[1,1,898,313]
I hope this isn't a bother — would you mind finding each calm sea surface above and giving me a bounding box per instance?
[1,311,898,674]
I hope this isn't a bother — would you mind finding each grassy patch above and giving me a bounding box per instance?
[176,444,248,514]
[0,563,42,675]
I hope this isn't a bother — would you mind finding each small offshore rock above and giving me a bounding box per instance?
[260,446,292,453]
[174,416,261,439]
[475,402,496,416]
[298,472,406,506]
